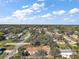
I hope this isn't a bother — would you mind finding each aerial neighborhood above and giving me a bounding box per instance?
[0,25,79,59]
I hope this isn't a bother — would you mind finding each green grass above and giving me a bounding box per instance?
[0,53,6,59]
[13,53,21,59]
[0,32,4,35]
[13,56,21,59]
[0,39,15,47]
[70,44,79,49]
[58,44,67,48]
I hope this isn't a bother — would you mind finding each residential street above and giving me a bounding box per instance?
[4,31,31,59]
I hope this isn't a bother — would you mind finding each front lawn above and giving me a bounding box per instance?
[0,39,15,47]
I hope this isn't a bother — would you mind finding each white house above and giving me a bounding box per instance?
[60,49,73,58]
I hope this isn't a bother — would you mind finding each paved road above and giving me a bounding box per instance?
[4,31,31,59]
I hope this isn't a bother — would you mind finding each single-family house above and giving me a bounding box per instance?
[60,49,73,58]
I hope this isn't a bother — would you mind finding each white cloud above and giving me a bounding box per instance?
[0,17,15,24]
[31,3,44,10]
[0,2,45,24]
[53,10,66,15]
[41,13,52,18]
[0,1,78,24]
[22,5,28,8]
[69,8,79,14]
[12,3,44,19]
[12,9,33,19]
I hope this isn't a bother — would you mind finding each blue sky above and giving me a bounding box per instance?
[0,0,79,24]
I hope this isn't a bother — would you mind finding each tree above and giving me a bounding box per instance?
[51,47,60,58]
[22,51,30,56]
[0,36,5,41]
[34,49,47,56]
[32,40,41,46]
[18,47,25,59]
